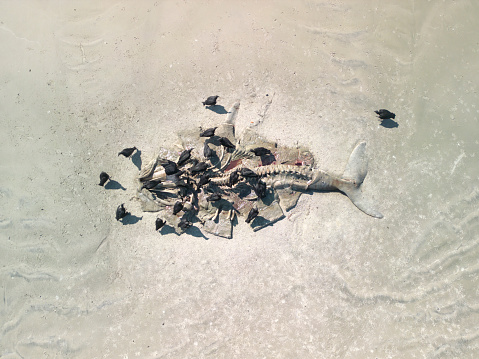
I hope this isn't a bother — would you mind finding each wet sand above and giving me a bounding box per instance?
[1,1,478,357]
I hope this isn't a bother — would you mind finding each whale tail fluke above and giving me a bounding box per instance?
[336,142,384,219]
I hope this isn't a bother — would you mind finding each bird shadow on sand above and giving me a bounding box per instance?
[120,214,142,225]
[132,150,142,170]
[158,226,176,235]
[206,105,228,114]
[105,180,126,191]
[379,118,399,128]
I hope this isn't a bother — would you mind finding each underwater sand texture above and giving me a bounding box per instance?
[1,1,478,358]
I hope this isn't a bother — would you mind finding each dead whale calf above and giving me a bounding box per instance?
[375,109,396,119]
[99,172,110,186]
[118,147,137,158]
[136,101,383,238]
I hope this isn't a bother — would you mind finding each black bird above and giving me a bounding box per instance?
[184,176,195,187]
[240,168,258,178]
[197,173,210,190]
[155,218,166,231]
[116,204,129,221]
[162,160,179,175]
[228,170,240,187]
[141,179,162,190]
[200,127,218,137]
[178,217,192,230]
[166,170,185,184]
[203,142,214,158]
[245,207,259,224]
[177,148,193,167]
[254,180,267,199]
[219,137,235,149]
[177,184,189,198]
[250,147,271,157]
[190,161,208,175]
[118,147,137,158]
[202,95,219,106]
[173,201,183,215]
[375,109,396,120]
[207,193,222,202]
[99,172,110,186]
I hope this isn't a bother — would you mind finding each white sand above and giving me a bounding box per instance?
[2,1,479,357]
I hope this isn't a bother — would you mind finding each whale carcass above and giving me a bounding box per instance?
[137,102,383,238]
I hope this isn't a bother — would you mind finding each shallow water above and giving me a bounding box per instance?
[1,1,478,358]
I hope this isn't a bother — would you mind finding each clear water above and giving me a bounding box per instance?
[1,1,478,358]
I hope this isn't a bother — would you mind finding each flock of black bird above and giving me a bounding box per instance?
[99,96,396,234]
